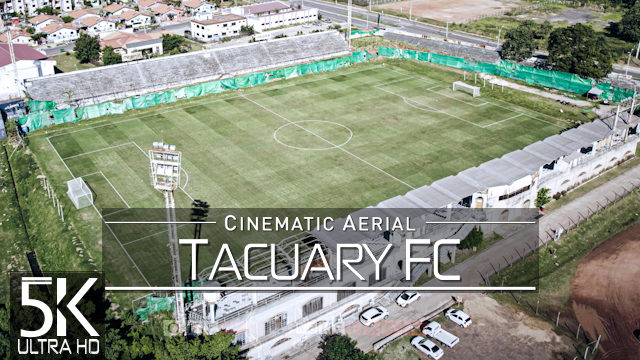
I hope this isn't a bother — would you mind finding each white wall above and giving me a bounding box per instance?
[125,15,152,29]
[47,28,78,43]
[0,59,55,100]
[190,18,247,41]
[242,8,318,32]
[88,21,116,35]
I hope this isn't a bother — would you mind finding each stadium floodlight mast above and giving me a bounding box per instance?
[149,141,186,335]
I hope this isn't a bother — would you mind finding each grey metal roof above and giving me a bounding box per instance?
[377,195,424,209]
[559,128,600,147]
[501,150,548,173]
[457,166,507,189]
[544,134,582,154]
[431,175,484,200]
[406,185,458,208]
[523,141,566,162]
[479,158,530,184]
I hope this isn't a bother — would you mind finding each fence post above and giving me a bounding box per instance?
[593,335,600,353]
[576,323,581,339]
[583,346,589,359]
[556,312,560,327]
[536,299,539,314]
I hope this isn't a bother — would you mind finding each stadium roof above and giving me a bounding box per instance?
[377,195,426,209]
[559,128,601,147]
[406,185,458,208]
[431,175,485,201]
[458,166,507,189]
[501,150,548,173]
[0,43,48,67]
[523,141,567,162]
[543,134,583,154]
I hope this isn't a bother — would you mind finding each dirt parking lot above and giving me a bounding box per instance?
[382,294,572,360]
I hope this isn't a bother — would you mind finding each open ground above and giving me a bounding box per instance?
[571,222,640,359]
[376,0,521,23]
[26,59,580,290]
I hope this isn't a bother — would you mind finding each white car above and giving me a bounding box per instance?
[359,306,389,327]
[445,308,472,328]
[396,291,420,307]
[422,321,459,348]
[411,336,444,359]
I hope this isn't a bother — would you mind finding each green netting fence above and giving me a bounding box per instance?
[378,46,635,103]
[134,295,176,321]
[18,51,370,133]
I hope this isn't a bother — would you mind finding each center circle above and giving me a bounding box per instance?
[273,120,353,151]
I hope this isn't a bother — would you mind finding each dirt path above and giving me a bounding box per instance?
[571,222,640,359]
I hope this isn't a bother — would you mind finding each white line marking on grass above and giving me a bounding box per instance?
[100,171,130,208]
[241,94,415,190]
[273,120,353,151]
[62,142,134,160]
[484,113,524,128]
[401,97,440,113]
[46,137,151,287]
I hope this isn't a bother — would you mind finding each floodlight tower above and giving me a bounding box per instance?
[149,142,186,334]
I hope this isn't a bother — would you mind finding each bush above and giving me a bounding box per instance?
[535,188,551,208]
[73,33,100,63]
[317,334,374,360]
[459,226,483,250]
[102,46,122,66]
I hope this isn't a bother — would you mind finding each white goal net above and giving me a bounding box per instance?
[453,81,480,97]
[67,177,93,209]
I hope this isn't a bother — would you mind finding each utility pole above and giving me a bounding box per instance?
[409,1,412,22]
[347,0,352,48]
[636,39,639,59]
[497,25,504,48]
[446,21,449,39]
[626,51,632,76]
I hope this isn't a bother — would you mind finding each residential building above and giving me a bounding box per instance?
[77,17,117,35]
[225,1,317,32]
[118,10,153,29]
[137,0,157,9]
[182,0,215,16]
[100,30,163,61]
[0,30,36,46]
[41,22,78,43]
[190,14,246,42]
[2,0,75,16]
[27,14,62,32]
[150,3,182,21]
[103,3,135,16]
[0,43,55,100]
[65,9,96,21]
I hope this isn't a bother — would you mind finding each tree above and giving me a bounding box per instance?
[62,15,74,23]
[0,305,9,360]
[162,34,188,53]
[25,27,35,34]
[102,46,122,65]
[74,33,101,63]
[547,24,614,78]
[317,334,375,360]
[241,25,255,35]
[30,32,47,42]
[459,226,483,250]
[501,20,553,61]
[535,188,551,208]
[35,6,57,15]
[618,1,640,42]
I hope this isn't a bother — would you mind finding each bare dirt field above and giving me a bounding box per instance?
[377,0,521,23]
[383,294,572,360]
[571,222,640,360]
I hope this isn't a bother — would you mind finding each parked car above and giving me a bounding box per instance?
[411,336,444,359]
[445,308,472,328]
[421,321,459,348]
[359,306,389,327]
[396,291,420,307]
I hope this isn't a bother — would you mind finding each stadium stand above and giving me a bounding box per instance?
[383,32,500,64]
[24,31,350,107]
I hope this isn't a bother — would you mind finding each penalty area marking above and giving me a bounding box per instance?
[273,120,353,151]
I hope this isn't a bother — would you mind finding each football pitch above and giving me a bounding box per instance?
[29,59,577,287]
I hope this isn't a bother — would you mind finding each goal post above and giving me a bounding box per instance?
[452,81,480,97]
[66,177,93,209]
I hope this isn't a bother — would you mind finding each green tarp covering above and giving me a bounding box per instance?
[52,108,78,124]
[17,111,52,131]
[378,46,635,102]
[28,100,56,112]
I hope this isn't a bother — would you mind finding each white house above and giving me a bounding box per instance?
[225,1,317,32]
[119,10,153,29]
[78,17,117,35]
[0,43,55,100]
[27,14,62,32]
[3,0,77,16]
[182,0,215,15]
[0,30,36,46]
[100,31,163,61]
[190,14,246,42]
[103,3,135,16]
[41,22,78,43]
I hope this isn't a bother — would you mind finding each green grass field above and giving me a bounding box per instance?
[27,59,590,290]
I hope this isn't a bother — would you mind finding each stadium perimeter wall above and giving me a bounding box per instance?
[24,31,351,108]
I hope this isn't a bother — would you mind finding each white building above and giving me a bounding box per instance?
[190,14,246,42]
[182,0,215,16]
[118,10,153,29]
[0,43,55,100]
[0,30,36,46]
[78,17,117,35]
[225,1,318,32]
[41,22,78,43]
[103,3,135,16]
[100,31,163,61]
[27,14,62,32]
[2,0,76,15]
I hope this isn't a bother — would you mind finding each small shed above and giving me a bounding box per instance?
[587,87,604,100]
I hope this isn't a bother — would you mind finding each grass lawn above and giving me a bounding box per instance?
[52,53,97,73]
[490,188,640,321]
[26,58,590,298]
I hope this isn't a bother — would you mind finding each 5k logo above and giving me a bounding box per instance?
[21,277,99,338]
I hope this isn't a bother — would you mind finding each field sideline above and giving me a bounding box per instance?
[27,59,590,289]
